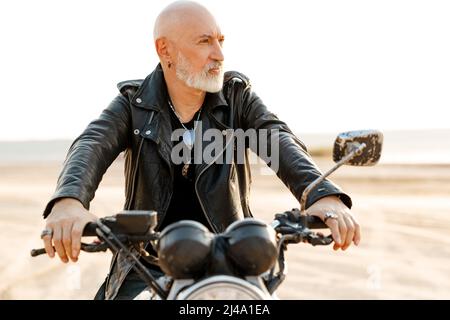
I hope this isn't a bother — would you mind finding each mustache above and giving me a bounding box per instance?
[205,61,223,71]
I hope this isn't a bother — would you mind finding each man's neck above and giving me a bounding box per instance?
[165,74,206,123]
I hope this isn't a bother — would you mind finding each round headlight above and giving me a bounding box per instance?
[177,275,270,300]
[225,219,278,276]
[157,220,213,279]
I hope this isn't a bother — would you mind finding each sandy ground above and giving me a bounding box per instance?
[1,158,449,300]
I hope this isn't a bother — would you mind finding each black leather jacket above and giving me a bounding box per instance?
[43,64,351,299]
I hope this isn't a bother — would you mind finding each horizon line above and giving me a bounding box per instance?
[0,128,449,143]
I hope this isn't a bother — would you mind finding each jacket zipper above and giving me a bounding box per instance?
[155,142,174,231]
[194,131,234,233]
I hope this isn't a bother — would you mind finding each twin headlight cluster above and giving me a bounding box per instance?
[156,218,278,279]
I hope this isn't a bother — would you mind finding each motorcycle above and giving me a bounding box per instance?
[31,129,383,300]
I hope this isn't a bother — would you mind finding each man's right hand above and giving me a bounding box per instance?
[42,198,97,263]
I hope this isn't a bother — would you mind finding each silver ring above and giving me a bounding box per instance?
[40,229,53,239]
[324,212,339,223]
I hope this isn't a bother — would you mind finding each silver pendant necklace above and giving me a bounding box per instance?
[168,99,202,177]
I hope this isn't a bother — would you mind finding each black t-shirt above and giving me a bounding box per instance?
[157,105,212,232]
[142,105,212,268]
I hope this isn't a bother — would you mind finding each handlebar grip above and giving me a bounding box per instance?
[30,248,46,257]
[82,222,98,236]
[30,222,99,258]
[299,215,328,229]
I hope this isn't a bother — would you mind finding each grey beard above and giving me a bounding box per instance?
[176,53,224,93]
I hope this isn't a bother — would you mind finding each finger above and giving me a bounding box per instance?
[341,215,355,250]
[325,218,341,249]
[71,221,85,262]
[349,215,361,246]
[336,218,348,250]
[42,226,55,258]
[53,226,68,263]
[62,223,74,262]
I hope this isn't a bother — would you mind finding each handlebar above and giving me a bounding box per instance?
[30,222,109,257]
[297,214,328,229]
[30,240,108,257]
[31,209,332,258]
[30,209,332,298]
[30,213,159,257]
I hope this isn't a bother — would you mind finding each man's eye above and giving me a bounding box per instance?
[199,39,209,44]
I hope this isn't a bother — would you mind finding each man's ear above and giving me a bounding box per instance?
[155,37,171,61]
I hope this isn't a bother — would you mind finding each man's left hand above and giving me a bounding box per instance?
[305,195,360,251]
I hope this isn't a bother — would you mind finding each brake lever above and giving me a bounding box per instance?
[308,234,334,246]
[273,212,334,246]
[81,241,109,253]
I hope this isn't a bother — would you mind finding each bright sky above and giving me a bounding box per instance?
[1,0,449,141]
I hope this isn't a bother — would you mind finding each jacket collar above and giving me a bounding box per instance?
[132,64,228,112]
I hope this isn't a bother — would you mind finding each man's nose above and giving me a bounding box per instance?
[210,40,224,62]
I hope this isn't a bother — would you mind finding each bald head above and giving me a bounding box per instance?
[153,1,225,93]
[153,1,218,42]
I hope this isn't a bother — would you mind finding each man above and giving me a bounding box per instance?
[41,1,359,300]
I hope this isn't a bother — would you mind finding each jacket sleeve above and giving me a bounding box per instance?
[236,78,352,209]
[42,94,131,218]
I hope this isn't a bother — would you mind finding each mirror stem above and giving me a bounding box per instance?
[298,143,366,216]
